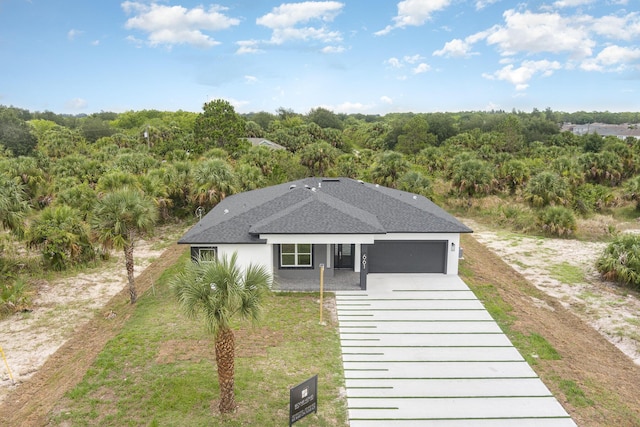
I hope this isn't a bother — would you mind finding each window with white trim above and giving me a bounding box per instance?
[280,244,312,268]
[197,247,217,263]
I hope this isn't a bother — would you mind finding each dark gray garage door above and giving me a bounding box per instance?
[367,241,447,273]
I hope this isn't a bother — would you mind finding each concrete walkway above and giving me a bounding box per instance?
[335,274,576,426]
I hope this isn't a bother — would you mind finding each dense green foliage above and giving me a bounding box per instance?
[596,234,640,289]
[27,205,94,270]
[1,101,640,300]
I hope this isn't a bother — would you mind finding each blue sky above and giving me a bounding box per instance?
[1,0,639,115]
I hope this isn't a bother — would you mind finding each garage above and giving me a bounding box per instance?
[366,241,448,274]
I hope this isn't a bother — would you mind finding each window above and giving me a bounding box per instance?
[280,244,312,268]
[196,247,217,263]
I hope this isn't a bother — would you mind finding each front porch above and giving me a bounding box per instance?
[273,269,361,292]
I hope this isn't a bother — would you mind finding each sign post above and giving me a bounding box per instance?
[289,375,318,426]
[319,264,325,324]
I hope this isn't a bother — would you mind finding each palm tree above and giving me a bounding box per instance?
[91,188,158,304]
[0,174,30,238]
[451,159,495,200]
[190,159,236,210]
[524,171,568,208]
[596,234,640,289]
[298,141,340,176]
[27,205,94,270]
[171,252,271,413]
[370,151,409,188]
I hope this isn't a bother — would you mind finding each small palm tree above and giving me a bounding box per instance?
[0,174,30,238]
[524,171,568,208]
[171,252,271,413]
[370,151,409,188]
[27,205,94,270]
[91,188,157,304]
[190,158,236,210]
[596,234,640,289]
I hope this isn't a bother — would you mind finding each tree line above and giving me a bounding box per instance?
[2,101,640,311]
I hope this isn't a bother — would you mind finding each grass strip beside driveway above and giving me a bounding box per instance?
[50,253,348,427]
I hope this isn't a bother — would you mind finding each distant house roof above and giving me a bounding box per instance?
[562,123,640,139]
[179,178,472,245]
[245,137,285,150]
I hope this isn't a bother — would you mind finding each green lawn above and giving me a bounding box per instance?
[50,254,348,426]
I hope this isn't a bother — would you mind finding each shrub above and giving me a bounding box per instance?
[398,170,433,198]
[596,234,640,289]
[0,278,31,318]
[524,171,568,207]
[537,206,577,237]
[573,183,615,216]
[499,204,537,233]
[27,205,95,270]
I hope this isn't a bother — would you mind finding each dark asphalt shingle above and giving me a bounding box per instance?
[178,177,472,244]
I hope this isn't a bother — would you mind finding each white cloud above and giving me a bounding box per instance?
[91,40,100,46]
[121,2,239,48]
[236,40,263,54]
[67,29,83,41]
[269,27,342,45]
[485,10,594,58]
[65,98,88,110]
[403,54,423,64]
[590,12,640,41]
[385,57,403,68]
[581,45,640,71]
[475,0,500,10]
[553,0,594,8]
[482,59,562,90]
[433,38,475,58]
[244,75,258,84]
[385,55,429,76]
[413,63,431,74]
[380,96,393,104]
[321,45,345,53]
[375,0,452,35]
[125,35,145,48]
[257,1,344,45]
[257,1,343,28]
[207,96,250,110]
[332,101,375,113]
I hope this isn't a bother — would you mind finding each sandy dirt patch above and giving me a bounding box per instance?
[465,219,640,365]
[0,226,182,404]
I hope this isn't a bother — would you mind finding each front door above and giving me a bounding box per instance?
[334,244,355,269]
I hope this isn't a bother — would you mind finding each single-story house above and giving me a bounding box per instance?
[178,177,472,290]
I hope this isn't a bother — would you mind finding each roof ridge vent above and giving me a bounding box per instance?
[321,178,340,182]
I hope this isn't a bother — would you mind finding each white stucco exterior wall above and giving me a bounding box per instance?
[216,244,274,277]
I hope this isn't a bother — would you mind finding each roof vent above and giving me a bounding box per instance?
[358,180,364,184]
[223,209,229,214]
[304,185,311,189]
[412,195,417,200]
[311,187,317,192]
[321,178,340,182]
[375,184,379,188]
[289,185,297,190]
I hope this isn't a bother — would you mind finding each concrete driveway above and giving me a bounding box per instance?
[335,274,576,426]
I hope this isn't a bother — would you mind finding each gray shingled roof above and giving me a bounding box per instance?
[178,177,472,244]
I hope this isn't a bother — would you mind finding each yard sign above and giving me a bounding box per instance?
[289,375,318,425]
